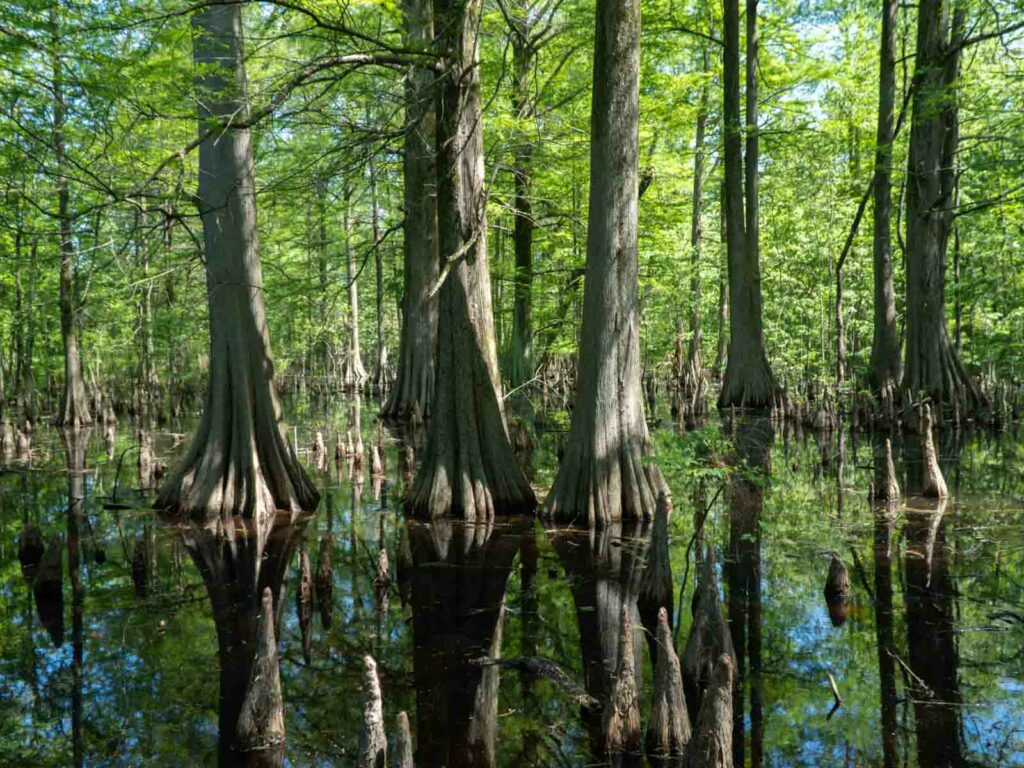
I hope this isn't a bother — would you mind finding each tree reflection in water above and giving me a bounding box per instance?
[403,517,529,768]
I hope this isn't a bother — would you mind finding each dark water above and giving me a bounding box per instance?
[2,397,1023,766]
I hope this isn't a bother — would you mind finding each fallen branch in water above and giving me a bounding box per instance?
[826,671,842,720]
[474,656,599,708]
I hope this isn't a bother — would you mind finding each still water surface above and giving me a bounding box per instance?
[2,397,1023,766]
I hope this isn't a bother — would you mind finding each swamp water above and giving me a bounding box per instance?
[1,396,1023,766]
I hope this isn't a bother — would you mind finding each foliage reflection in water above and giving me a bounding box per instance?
[1,397,1023,766]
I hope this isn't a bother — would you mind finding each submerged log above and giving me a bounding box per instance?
[874,437,900,500]
[602,605,642,754]
[823,554,851,627]
[681,545,736,717]
[236,587,286,752]
[684,654,733,768]
[18,524,45,578]
[315,534,333,630]
[394,711,414,768]
[920,405,948,498]
[646,607,691,757]
[358,655,387,768]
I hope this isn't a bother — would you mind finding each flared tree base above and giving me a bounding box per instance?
[546,441,665,528]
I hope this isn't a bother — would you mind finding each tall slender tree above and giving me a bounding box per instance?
[681,38,712,408]
[382,0,438,421]
[156,1,318,522]
[406,0,535,519]
[546,0,664,526]
[504,0,537,390]
[51,4,91,427]
[718,0,778,409]
[867,0,902,403]
[902,0,985,417]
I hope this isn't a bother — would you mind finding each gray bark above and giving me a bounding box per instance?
[156,1,319,523]
[407,0,535,519]
[868,0,902,400]
[382,0,439,421]
[718,0,778,409]
[902,0,985,417]
[344,181,370,389]
[546,0,664,526]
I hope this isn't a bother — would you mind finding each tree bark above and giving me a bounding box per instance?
[902,0,985,418]
[381,0,439,421]
[156,1,319,524]
[51,5,92,427]
[369,152,386,397]
[546,0,664,526]
[506,2,535,390]
[406,0,535,519]
[683,43,711,408]
[868,0,903,401]
[344,181,370,390]
[718,0,778,409]
[714,189,728,378]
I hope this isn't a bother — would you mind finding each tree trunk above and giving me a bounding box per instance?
[868,0,903,402]
[683,44,711,407]
[369,151,386,397]
[406,0,535,519]
[344,181,370,390]
[51,5,91,427]
[546,0,664,526]
[718,0,778,409]
[506,5,535,390]
[902,0,984,418]
[316,175,331,374]
[156,1,319,524]
[714,191,728,378]
[382,0,439,421]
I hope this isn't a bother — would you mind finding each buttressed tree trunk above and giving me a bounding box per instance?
[718,0,778,409]
[406,0,535,519]
[902,0,985,418]
[51,5,91,428]
[157,1,319,525]
[546,0,665,526]
[382,0,439,422]
[868,0,902,402]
